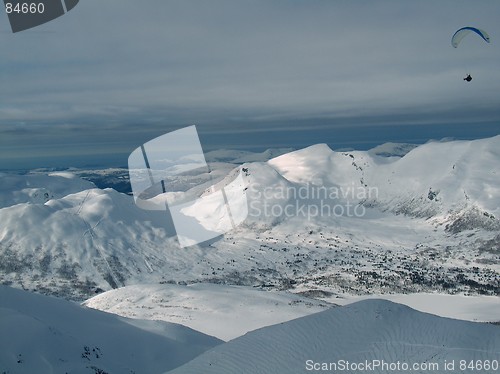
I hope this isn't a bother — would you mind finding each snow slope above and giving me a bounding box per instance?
[167,299,500,374]
[83,283,331,341]
[84,284,500,343]
[0,187,177,299]
[0,285,221,374]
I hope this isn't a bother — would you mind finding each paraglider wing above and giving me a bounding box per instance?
[452,27,490,48]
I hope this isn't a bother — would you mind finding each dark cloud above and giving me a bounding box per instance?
[1,0,499,169]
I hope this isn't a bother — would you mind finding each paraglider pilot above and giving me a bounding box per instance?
[463,74,472,82]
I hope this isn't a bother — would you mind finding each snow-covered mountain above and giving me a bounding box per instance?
[368,141,418,157]
[167,299,500,374]
[0,172,95,208]
[264,136,500,223]
[200,136,499,295]
[1,137,499,373]
[0,285,221,374]
[203,148,294,163]
[0,137,498,300]
[0,186,178,299]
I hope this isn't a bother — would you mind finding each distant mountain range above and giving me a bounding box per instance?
[0,137,498,300]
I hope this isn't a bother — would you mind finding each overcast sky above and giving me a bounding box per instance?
[1,0,499,169]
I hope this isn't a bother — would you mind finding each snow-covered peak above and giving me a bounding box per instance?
[268,143,335,183]
[368,142,418,157]
[203,148,295,163]
[233,148,295,163]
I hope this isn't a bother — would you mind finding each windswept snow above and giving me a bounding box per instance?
[0,285,221,374]
[167,299,500,374]
[84,284,500,344]
[84,283,331,341]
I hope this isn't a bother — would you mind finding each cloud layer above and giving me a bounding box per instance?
[1,0,499,168]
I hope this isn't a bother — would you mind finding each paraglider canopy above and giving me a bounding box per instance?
[452,27,490,48]
[452,27,490,82]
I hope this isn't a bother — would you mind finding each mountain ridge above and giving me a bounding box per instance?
[0,136,498,299]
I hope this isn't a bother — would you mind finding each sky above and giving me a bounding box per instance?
[0,0,499,170]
